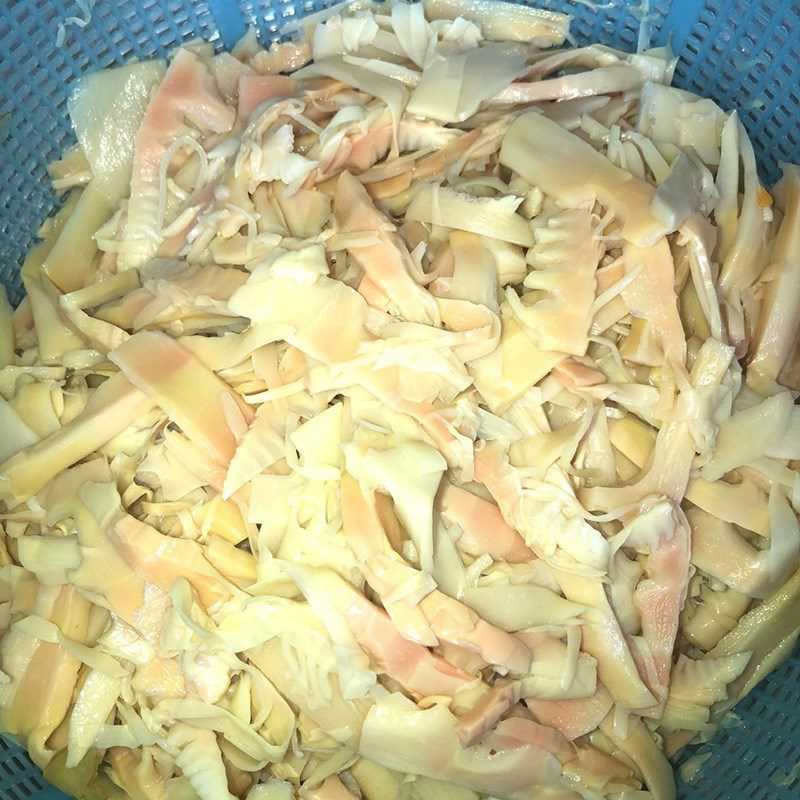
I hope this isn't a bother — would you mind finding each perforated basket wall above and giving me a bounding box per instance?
[0,1,798,798]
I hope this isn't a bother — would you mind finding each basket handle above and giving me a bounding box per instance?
[208,0,247,49]
[663,0,705,52]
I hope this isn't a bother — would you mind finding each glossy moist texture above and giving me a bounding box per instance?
[1,3,799,800]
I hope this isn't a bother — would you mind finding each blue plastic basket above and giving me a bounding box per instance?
[0,1,799,799]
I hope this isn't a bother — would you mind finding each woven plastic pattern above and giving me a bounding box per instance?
[675,0,800,186]
[0,2,799,799]
[0,0,220,306]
